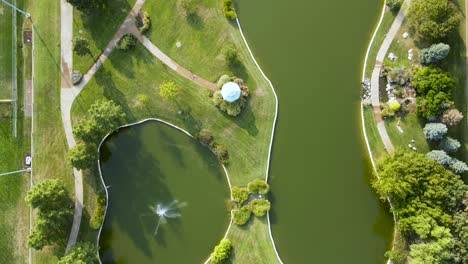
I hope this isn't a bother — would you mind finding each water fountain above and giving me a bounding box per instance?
[149,200,185,236]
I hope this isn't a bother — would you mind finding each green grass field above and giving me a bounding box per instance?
[32,0,73,261]
[0,3,13,99]
[384,112,429,153]
[363,106,386,160]
[72,0,136,73]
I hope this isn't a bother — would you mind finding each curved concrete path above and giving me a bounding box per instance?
[370,0,412,153]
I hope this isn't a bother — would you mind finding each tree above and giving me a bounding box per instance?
[247,179,270,195]
[66,0,97,12]
[159,80,179,101]
[73,118,99,143]
[58,242,98,264]
[135,11,151,34]
[389,101,401,112]
[427,150,452,166]
[217,75,232,89]
[231,186,248,204]
[25,179,73,250]
[449,159,468,174]
[224,47,238,66]
[180,0,198,16]
[210,239,232,264]
[88,99,125,135]
[408,0,461,40]
[438,137,461,153]
[116,34,137,50]
[73,36,90,56]
[232,206,251,225]
[67,142,96,170]
[386,0,402,11]
[411,66,455,96]
[416,90,453,119]
[248,199,271,217]
[423,123,447,141]
[213,144,229,164]
[441,109,464,126]
[196,129,214,146]
[222,0,236,20]
[419,43,450,65]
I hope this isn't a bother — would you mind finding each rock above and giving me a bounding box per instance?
[402,32,409,39]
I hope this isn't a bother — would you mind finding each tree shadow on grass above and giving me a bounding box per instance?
[231,103,259,136]
[186,13,204,31]
[229,60,249,81]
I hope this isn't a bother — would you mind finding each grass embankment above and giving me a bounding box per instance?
[0,3,13,99]
[72,0,279,262]
[72,0,136,73]
[363,106,386,160]
[32,0,73,261]
[0,0,32,262]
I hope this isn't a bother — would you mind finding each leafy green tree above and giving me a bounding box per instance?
[389,101,401,112]
[427,150,451,166]
[419,43,450,64]
[232,206,251,225]
[222,0,236,20]
[247,179,270,195]
[408,0,461,40]
[410,233,452,264]
[67,142,97,170]
[66,0,98,12]
[386,0,402,11]
[231,186,249,204]
[116,34,137,50]
[73,36,90,56]
[25,179,70,211]
[217,75,232,89]
[159,80,179,101]
[416,90,453,119]
[73,118,99,143]
[88,99,125,133]
[423,123,447,141]
[411,66,455,96]
[441,109,464,126]
[224,47,238,66]
[58,242,98,264]
[438,137,461,153]
[210,239,232,264]
[248,199,271,217]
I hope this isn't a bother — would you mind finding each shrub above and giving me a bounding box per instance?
[197,129,213,146]
[232,207,251,225]
[231,186,248,204]
[386,0,402,11]
[73,36,90,56]
[423,123,447,141]
[212,91,246,116]
[247,179,270,195]
[136,94,149,107]
[381,103,395,118]
[426,150,451,166]
[71,70,83,85]
[217,75,232,89]
[135,11,151,34]
[438,137,461,153]
[389,101,401,112]
[224,47,238,66]
[67,143,96,170]
[419,43,450,65]
[387,67,410,86]
[214,144,229,164]
[416,90,453,119]
[441,109,464,126]
[210,239,232,264]
[222,0,236,20]
[411,66,455,96]
[449,159,468,174]
[248,199,271,217]
[159,80,179,101]
[89,194,106,230]
[116,34,137,50]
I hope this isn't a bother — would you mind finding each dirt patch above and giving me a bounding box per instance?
[254,86,265,97]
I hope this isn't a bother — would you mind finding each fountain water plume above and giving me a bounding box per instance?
[149,200,184,236]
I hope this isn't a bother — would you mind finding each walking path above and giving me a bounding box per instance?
[61,0,218,252]
[370,0,411,153]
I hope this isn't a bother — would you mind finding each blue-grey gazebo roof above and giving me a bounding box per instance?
[221,82,241,102]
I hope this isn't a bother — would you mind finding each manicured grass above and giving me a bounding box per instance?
[384,112,429,153]
[32,0,73,261]
[72,36,276,264]
[72,0,136,73]
[0,3,13,99]
[382,20,419,69]
[143,0,239,82]
[364,7,397,78]
[363,106,386,160]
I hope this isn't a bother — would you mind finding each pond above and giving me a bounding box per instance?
[98,121,230,263]
[236,0,394,263]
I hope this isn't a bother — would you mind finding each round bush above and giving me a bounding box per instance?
[197,129,213,146]
[449,159,468,174]
[427,150,451,166]
[232,207,251,225]
[217,75,232,89]
[389,101,401,112]
[247,179,270,195]
[248,199,271,217]
[231,186,248,204]
[438,137,461,153]
[116,34,137,50]
[423,123,448,141]
[210,239,232,264]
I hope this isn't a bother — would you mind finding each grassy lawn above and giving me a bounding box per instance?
[72,30,277,264]
[0,2,13,99]
[364,7,397,78]
[32,0,73,261]
[384,112,429,153]
[72,0,136,73]
[382,18,419,69]
[363,106,386,160]
[143,0,243,82]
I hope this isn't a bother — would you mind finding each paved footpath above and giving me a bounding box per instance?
[370,0,412,153]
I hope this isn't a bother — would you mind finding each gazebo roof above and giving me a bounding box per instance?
[221,82,241,102]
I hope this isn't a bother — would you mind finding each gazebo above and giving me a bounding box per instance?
[221,82,241,102]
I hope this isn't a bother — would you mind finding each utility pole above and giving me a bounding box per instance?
[0,0,31,17]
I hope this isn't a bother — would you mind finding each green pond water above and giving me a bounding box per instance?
[236,0,394,263]
[98,121,230,263]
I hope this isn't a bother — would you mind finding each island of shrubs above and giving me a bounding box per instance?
[231,179,271,225]
[212,75,250,116]
[196,129,229,164]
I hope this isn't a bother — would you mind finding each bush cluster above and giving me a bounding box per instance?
[117,34,137,50]
[230,179,271,225]
[419,43,450,65]
[423,123,447,141]
[213,77,250,116]
[222,0,236,20]
[231,186,248,204]
[232,206,251,225]
[73,36,90,56]
[89,194,106,230]
[247,179,270,195]
[210,239,232,264]
[135,11,151,34]
[427,150,468,174]
[386,0,402,11]
[248,199,271,217]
